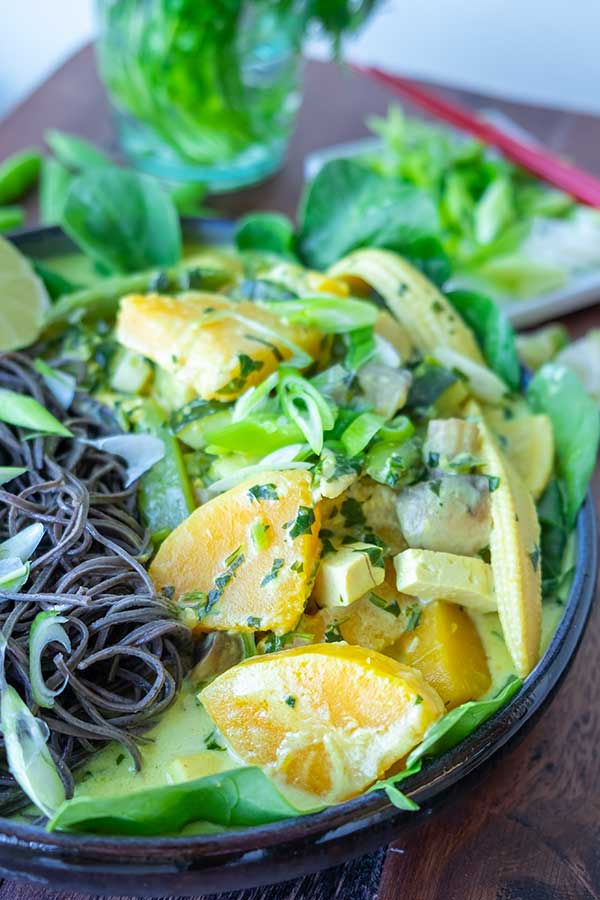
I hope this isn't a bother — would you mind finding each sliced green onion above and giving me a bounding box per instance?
[341,411,385,457]
[0,558,30,591]
[346,327,376,370]
[378,415,415,443]
[85,434,165,487]
[0,389,72,437]
[261,443,312,465]
[200,310,313,369]
[278,368,336,455]
[232,372,278,422]
[29,611,71,709]
[261,294,378,334]
[207,461,311,496]
[0,522,44,562]
[0,466,27,486]
[0,683,66,816]
[33,359,76,409]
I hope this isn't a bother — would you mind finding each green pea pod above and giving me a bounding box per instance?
[44,130,110,171]
[0,206,25,233]
[39,158,72,224]
[0,149,41,204]
[135,401,195,540]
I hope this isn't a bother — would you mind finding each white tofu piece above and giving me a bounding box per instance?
[313,542,386,609]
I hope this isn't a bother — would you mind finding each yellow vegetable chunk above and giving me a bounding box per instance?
[467,401,542,676]
[149,469,321,635]
[117,292,321,401]
[167,751,234,784]
[329,249,484,363]
[331,581,415,651]
[200,643,444,803]
[313,542,385,609]
[485,411,555,500]
[395,600,491,709]
[394,548,496,613]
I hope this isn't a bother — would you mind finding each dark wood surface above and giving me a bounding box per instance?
[1,45,599,900]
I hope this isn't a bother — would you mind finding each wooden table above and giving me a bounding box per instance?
[1,45,599,900]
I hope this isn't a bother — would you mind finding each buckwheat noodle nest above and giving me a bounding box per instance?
[0,353,191,814]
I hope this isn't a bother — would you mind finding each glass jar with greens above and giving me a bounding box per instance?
[95,0,378,192]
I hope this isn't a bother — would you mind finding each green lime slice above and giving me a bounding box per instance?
[0,236,50,351]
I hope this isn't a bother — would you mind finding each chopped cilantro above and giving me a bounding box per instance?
[261,558,284,587]
[286,506,316,539]
[356,545,385,568]
[290,560,304,574]
[284,695,297,708]
[243,333,283,362]
[205,546,245,613]
[529,544,541,571]
[368,593,401,617]
[219,354,264,394]
[324,621,344,643]
[414,694,423,705]
[486,475,501,492]
[405,604,422,631]
[246,615,262,629]
[248,483,279,502]
[205,730,226,752]
[427,451,440,468]
[263,630,313,653]
[341,497,365,528]
[428,480,442,497]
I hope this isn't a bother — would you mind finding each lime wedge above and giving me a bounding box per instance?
[0,236,50,351]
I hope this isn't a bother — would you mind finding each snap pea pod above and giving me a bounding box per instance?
[0,206,25,232]
[0,149,41,204]
[39,158,72,224]
[44,130,110,171]
[32,261,80,301]
[135,401,195,541]
[45,262,233,327]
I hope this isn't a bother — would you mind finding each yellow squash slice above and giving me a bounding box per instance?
[149,469,321,634]
[329,249,484,363]
[200,643,444,803]
[467,401,542,675]
[485,410,555,499]
[394,548,496,613]
[117,292,321,401]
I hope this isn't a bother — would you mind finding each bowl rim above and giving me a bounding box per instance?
[1,220,597,866]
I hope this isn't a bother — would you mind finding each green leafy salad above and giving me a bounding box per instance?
[0,144,597,838]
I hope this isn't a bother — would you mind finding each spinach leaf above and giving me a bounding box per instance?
[446,289,520,390]
[48,766,313,835]
[235,212,297,259]
[528,363,600,526]
[298,159,440,270]
[61,167,181,274]
[537,479,568,597]
[405,675,523,767]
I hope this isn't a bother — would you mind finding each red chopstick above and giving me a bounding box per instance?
[352,64,600,208]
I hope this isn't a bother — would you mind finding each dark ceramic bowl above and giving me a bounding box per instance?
[0,222,597,895]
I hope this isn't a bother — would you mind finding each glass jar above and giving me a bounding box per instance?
[95,0,305,191]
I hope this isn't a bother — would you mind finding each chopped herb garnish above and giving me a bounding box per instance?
[368,593,401,617]
[405,604,422,631]
[248,483,279,502]
[284,695,297,708]
[341,497,365,528]
[529,544,541,571]
[427,451,440,468]
[263,630,313,653]
[324,621,344,643]
[414,694,423,705]
[243,333,284,362]
[219,354,264,395]
[290,560,304,573]
[356,545,385,568]
[205,730,226,752]
[286,506,316,539]
[115,753,126,765]
[261,558,284,587]
[247,615,262,628]
[486,475,501,492]
[428,480,442,497]
[205,546,245,613]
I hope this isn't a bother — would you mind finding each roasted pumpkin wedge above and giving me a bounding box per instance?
[149,469,321,634]
[200,642,444,803]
